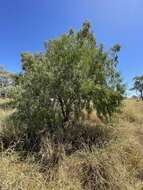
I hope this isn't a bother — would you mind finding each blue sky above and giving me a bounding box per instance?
[0,0,143,95]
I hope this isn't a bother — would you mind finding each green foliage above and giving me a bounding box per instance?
[14,21,125,132]
[131,75,143,100]
[0,67,15,98]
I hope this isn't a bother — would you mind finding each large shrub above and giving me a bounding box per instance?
[14,21,124,132]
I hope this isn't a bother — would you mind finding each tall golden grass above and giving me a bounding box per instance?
[0,98,143,189]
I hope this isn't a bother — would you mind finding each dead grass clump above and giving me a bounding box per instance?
[117,139,143,181]
[120,99,143,124]
[0,117,27,151]
[56,130,143,190]
[41,123,114,157]
[0,150,49,190]
[39,137,65,174]
[59,147,132,190]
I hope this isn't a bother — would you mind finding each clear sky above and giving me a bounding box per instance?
[0,0,143,95]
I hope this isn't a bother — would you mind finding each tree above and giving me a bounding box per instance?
[14,21,125,132]
[0,67,14,98]
[131,76,143,100]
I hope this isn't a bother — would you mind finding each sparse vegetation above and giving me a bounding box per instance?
[0,22,142,190]
[0,99,143,190]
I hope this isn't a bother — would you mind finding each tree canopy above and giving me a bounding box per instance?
[14,21,125,132]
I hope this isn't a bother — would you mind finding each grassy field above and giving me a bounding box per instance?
[0,99,143,190]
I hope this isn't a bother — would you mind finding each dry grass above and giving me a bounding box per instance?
[0,151,49,190]
[120,99,143,124]
[0,109,13,123]
[0,98,143,189]
[0,98,13,123]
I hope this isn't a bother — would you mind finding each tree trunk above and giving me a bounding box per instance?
[141,91,143,101]
[58,97,69,124]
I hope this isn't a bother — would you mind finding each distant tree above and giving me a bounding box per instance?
[132,95,138,99]
[14,21,125,133]
[131,76,143,100]
[0,67,14,98]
